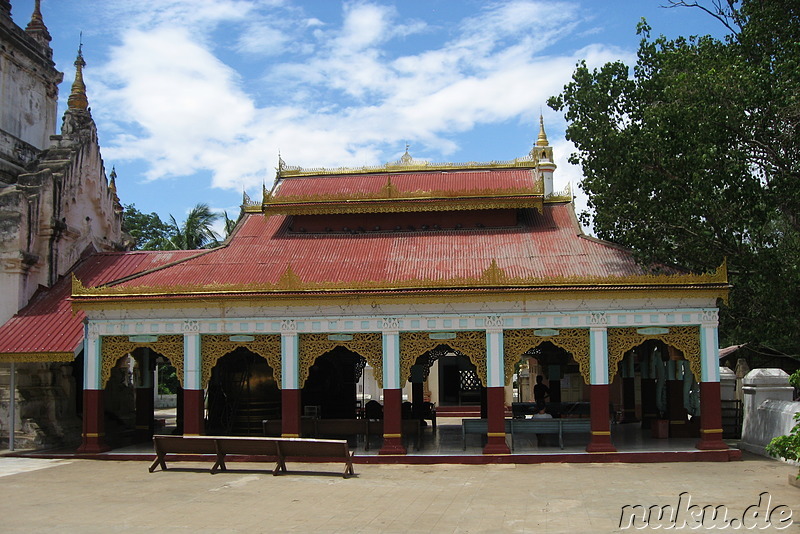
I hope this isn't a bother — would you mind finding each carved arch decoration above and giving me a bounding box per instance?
[503,329,590,386]
[200,334,282,389]
[100,335,184,389]
[399,331,487,386]
[607,326,701,382]
[298,333,383,388]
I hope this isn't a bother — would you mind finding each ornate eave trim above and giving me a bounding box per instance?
[73,287,728,312]
[0,351,75,363]
[263,196,544,216]
[71,261,729,300]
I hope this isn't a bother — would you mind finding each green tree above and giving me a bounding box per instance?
[549,0,800,353]
[123,203,222,251]
[122,204,172,250]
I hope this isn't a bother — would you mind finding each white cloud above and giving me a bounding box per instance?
[88,0,631,199]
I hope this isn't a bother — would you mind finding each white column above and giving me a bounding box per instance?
[589,327,608,385]
[84,324,102,390]
[428,359,440,405]
[382,331,400,390]
[485,329,504,388]
[281,332,299,389]
[183,333,201,390]
[700,324,720,382]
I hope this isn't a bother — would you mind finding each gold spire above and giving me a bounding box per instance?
[67,43,89,111]
[536,114,549,147]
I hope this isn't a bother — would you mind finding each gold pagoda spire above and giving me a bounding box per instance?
[536,114,549,147]
[67,42,89,111]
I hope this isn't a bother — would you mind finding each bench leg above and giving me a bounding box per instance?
[148,453,167,473]
[272,457,287,476]
[273,444,287,476]
[211,453,227,474]
[559,429,564,450]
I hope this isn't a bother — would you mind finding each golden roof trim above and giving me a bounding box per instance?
[262,196,544,216]
[71,262,729,299]
[73,287,728,312]
[0,351,75,363]
[279,157,538,178]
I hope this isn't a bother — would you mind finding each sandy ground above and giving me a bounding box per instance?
[0,452,797,533]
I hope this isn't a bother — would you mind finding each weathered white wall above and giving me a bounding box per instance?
[740,368,798,457]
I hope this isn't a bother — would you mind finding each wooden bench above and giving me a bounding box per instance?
[366,419,422,451]
[149,435,355,478]
[509,419,562,450]
[314,418,371,449]
[462,418,592,450]
[461,418,513,450]
[509,418,592,450]
[559,419,592,446]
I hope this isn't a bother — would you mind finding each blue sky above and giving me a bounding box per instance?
[11,0,730,233]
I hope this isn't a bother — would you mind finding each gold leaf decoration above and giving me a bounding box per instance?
[298,333,382,388]
[503,329,590,385]
[399,331,487,386]
[200,334,281,389]
[607,326,701,382]
[0,352,75,363]
[100,335,183,389]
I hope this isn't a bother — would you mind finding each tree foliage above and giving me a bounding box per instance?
[123,203,225,251]
[549,0,800,353]
[121,204,172,250]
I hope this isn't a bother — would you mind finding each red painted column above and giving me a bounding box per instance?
[586,384,616,452]
[182,389,204,435]
[134,386,154,441]
[77,389,110,453]
[483,386,510,454]
[379,388,406,455]
[281,389,302,437]
[696,381,728,450]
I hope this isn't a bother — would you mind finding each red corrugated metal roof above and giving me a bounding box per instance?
[103,204,682,291]
[0,250,198,359]
[273,169,536,198]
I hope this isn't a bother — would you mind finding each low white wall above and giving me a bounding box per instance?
[154,394,177,409]
[740,399,800,458]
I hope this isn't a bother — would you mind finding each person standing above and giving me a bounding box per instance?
[533,375,550,405]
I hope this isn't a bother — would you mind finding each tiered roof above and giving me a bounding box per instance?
[0,137,729,362]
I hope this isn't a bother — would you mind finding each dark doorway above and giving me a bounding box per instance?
[302,346,365,419]
[438,353,481,406]
[206,348,280,436]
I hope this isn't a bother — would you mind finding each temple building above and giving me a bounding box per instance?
[0,0,125,448]
[0,0,733,458]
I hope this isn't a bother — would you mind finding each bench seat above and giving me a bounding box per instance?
[149,435,354,478]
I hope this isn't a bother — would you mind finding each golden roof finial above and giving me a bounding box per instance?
[67,39,89,111]
[400,144,413,164]
[536,113,549,147]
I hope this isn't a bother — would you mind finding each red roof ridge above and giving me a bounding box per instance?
[100,246,226,288]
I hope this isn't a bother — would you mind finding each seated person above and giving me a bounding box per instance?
[364,400,383,420]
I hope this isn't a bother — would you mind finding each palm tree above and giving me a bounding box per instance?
[166,203,221,250]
